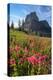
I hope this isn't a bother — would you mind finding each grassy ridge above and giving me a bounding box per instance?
[9,29,51,55]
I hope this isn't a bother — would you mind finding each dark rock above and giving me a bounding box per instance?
[22,12,51,37]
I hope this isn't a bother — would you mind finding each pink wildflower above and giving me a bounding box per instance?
[37,55,48,63]
[18,58,24,65]
[35,52,42,57]
[27,56,38,65]
[9,58,16,65]
[15,45,20,52]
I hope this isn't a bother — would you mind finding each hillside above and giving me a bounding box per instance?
[9,29,51,54]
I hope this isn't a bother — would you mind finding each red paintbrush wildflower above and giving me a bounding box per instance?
[35,52,42,58]
[40,55,48,60]
[27,56,38,65]
[9,58,16,65]
[15,45,20,52]
[37,55,48,64]
[18,58,24,65]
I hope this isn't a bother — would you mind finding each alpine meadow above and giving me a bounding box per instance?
[8,4,52,76]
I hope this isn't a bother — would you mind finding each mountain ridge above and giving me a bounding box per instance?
[22,12,51,37]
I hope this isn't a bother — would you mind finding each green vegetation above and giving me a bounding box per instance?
[8,29,51,76]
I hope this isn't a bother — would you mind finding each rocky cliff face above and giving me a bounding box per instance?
[22,12,51,37]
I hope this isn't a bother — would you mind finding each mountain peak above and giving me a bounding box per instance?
[22,12,51,37]
[25,12,39,23]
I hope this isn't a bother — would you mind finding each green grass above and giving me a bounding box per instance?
[9,29,51,54]
[9,29,51,76]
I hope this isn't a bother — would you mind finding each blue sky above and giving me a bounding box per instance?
[9,4,51,27]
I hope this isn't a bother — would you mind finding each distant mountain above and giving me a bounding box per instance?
[22,12,51,37]
[25,12,39,23]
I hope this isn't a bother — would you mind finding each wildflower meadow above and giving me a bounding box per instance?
[8,29,51,76]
